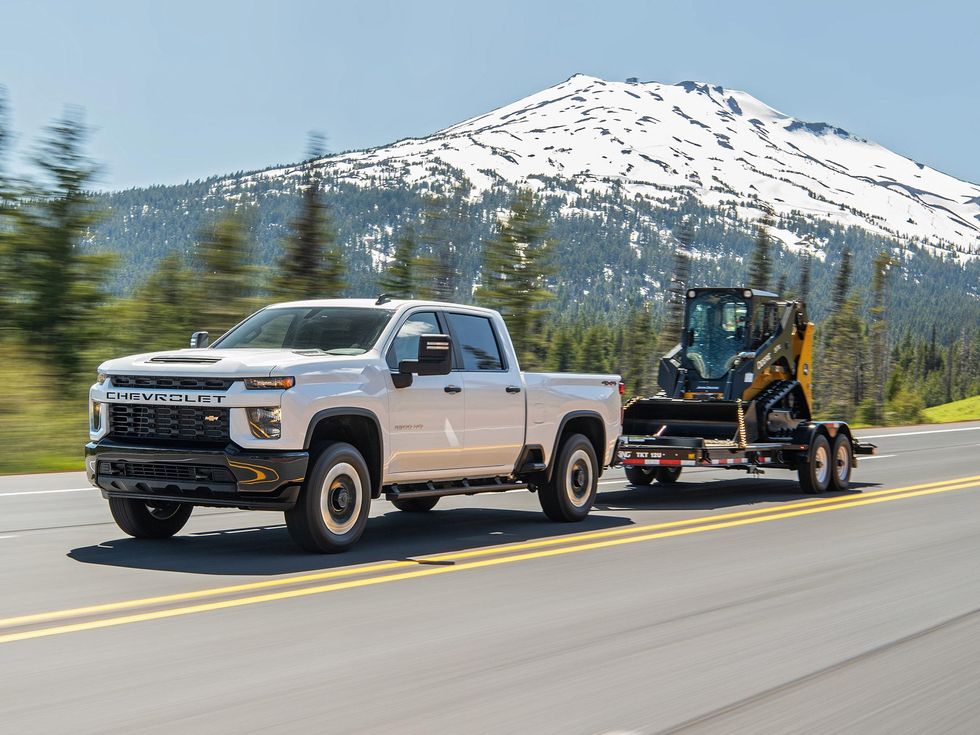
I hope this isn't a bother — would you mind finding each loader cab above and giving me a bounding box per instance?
[666,288,780,396]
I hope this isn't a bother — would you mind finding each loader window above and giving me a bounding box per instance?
[685,293,748,380]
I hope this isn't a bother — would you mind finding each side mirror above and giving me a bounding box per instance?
[394,334,453,388]
[190,331,209,349]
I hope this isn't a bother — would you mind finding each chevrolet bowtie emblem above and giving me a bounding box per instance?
[204,414,220,422]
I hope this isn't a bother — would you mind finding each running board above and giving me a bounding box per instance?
[385,481,528,500]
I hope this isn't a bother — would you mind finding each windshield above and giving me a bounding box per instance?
[211,307,393,354]
[685,293,748,380]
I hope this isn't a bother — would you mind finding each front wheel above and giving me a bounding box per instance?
[538,434,598,522]
[108,497,193,539]
[798,433,832,494]
[285,443,372,553]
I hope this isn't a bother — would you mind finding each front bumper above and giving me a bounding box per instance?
[85,440,309,510]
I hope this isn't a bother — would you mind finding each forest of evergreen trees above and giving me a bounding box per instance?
[1,99,979,471]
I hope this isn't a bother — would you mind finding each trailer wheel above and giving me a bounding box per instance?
[657,467,682,484]
[625,467,656,486]
[539,433,598,522]
[798,433,832,494]
[108,498,192,539]
[285,442,371,553]
[390,496,440,512]
[830,434,853,492]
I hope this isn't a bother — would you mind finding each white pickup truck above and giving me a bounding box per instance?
[87,298,622,552]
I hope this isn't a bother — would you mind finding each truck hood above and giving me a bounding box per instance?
[97,348,369,377]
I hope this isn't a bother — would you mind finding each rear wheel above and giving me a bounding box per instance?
[625,466,656,486]
[830,434,853,492]
[108,497,192,539]
[285,443,371,553]
[657,467,682,484]
[539,434,598,522]
[390,496,440,512]
[798,433,832,494]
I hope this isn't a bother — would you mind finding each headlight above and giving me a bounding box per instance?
[91,401,103,431]
[96,372,109,385]
[246,407,282,439]
[244,377,295,390]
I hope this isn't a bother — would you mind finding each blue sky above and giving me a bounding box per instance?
[1,0,977,190]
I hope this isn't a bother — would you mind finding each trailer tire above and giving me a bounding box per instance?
[108,497,192,539]
[625,467,656,486]
[390,496,440,512]
[798,433,832,494]
[539,433,598,522]
[657,467,682,484]
[285,442,371,553]
[830,434,853,492]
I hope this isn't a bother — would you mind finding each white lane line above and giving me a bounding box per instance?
[0,487,92,498]
[857,454,895,460]
[859,426,980,439]
[0,535,17,540]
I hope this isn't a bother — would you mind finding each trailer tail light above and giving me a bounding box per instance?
[619,382,625,395]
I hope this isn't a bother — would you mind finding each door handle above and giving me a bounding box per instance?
[505,385,522,394]
[444,385,463,394]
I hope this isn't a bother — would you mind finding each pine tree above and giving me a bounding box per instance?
[659,220,692,354]
[7,109,114,378]
[549,327,576,372]
[748,204,773,291]
[195,212,259,339]
[798,234,814,303]
[831,247,852,312]
[415,193,462,302]
[476,188,554,368]
[378,226,419,298]
[866,251,895,424]
[272,135,345,300]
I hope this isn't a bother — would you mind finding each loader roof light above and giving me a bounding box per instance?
[687,290,696,299]
[743,289,753,298]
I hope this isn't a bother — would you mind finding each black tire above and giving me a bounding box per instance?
[625,466,656,486]
[830,434,853,492]
[538,433,598,522]
[798,433,832,494]
[285,442,372,553]
[657,467,682,484]
[108,497,192,539]
[390,496,440,513]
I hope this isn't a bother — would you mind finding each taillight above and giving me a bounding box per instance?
[618,381,625,396]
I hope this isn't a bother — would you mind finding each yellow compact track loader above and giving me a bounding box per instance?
[617,288,875,493]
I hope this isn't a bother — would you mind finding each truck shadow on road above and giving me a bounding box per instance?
[596,475,879,512]
[67,507,635,576]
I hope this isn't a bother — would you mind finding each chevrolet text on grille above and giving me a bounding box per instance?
[104,391,226,403]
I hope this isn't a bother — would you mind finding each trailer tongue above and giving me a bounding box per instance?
[616,288,875,493]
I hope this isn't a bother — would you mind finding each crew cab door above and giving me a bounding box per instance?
[385,310,466,474]
[445,312,526,473]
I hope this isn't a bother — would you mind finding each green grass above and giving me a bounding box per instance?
[923,394,980,424]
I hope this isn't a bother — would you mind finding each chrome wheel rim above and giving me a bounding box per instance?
[835,441,850,483]
[320,462,362,536]
[814,444,829,487]
[565,449,593,508]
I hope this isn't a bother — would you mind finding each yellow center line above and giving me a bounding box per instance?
[2,474,978,632]
[0,477,978,645]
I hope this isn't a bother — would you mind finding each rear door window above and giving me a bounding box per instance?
[447,313,505,371]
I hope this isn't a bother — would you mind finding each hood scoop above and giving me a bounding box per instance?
[148,356,223,364]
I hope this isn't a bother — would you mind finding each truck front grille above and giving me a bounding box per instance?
[108,404,230,444]
[98,461,235,483]
[110,375,236,391]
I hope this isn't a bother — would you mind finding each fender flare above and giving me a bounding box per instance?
[304,407,384,497]
[547,410,607,481]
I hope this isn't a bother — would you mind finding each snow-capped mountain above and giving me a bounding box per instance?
[241,74,980,260]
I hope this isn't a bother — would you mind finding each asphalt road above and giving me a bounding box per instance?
[1,421,979,734]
